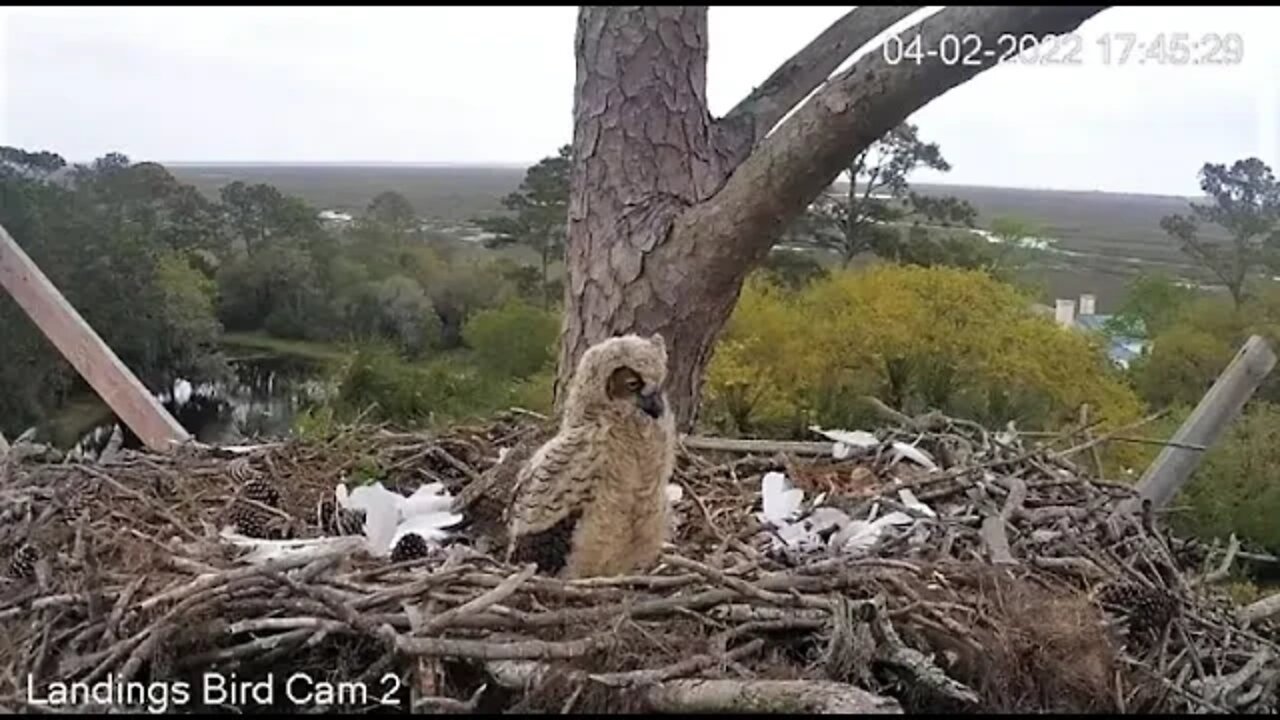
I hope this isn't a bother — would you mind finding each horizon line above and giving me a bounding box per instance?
[152,162,1200,199]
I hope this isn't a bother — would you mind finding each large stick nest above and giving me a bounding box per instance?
[0,409,1275,714]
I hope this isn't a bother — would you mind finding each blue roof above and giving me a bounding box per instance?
[1074,315,1112,332]
[1068,314,1146,366]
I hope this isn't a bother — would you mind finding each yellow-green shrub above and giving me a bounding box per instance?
[462,301,561,379]
[702,266,1144,459]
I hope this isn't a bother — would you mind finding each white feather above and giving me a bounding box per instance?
[390,512,460,547]
[830,511,914,556]
[806,506,852,534]
[341,482,403,557]
[666,483,684,504]
[890,442,938,471]
[336,481,464,557]
[897,488,937,518]
[809,426,879,460]
[760,472,804,526]
[400,482,455,516]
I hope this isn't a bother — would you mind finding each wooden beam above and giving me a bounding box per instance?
[1134,334,1276,510]
[0,222,190,453]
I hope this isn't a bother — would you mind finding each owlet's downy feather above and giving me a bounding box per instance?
[505,333,677,579]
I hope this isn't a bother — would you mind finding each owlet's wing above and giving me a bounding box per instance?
[506,430,600,574]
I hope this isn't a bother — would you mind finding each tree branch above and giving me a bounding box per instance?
[690,6,1110,268]
[723,6,923,145]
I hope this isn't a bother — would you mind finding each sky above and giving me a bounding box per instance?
[0,5,1277,197]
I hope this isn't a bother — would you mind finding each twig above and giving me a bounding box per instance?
[589,638,766,687]
[641,678,902,714]
[417,564,536,635]
[681,435,834,456]
[380,626,608,660]
[1194,533,1241,587]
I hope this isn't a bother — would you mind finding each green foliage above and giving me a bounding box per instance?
[785,123,979,269]
[333,345,549,428]
[1131,286,1280,408]
[474,145,571,307]
[344,275,442,357]
[760,249,829,291]
[462,302,561,379]
[219,180,323,257]
[152,250,227,384]
[365,190,417,232]
[908,192,977,227]
[890,224,1019,279]
[1168,402,1280,553]
[292,404,341,443]
[702,266,1144,463]
[0,147,232,434]
[1104,272,1199,339]
[1160,157,1280,307]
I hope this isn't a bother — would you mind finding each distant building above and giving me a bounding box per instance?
[1052,293,1147,369]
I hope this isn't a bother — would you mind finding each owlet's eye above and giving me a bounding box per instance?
[626,375,642,392]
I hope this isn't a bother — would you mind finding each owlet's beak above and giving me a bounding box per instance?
[636,389,665,419]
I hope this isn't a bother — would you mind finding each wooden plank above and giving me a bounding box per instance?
[0,222,190,453]
[1134,334,1276,510]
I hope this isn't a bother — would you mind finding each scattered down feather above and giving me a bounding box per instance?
[754,473,935,560]
[810,426,879,460]
[336,481,463,557]
[810,426,939,471]
[759,472,805,526]
[888,441,938,471]
[898,488,937,518]
[829,511,914,555]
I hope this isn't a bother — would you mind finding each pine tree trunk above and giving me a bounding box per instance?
[557,6,748,430]
[556,5,1110,433]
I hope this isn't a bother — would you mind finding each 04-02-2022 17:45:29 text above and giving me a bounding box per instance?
[881,31,1244,67]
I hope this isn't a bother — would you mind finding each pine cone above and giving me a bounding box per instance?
[316,499,364,536]
[242,479,281,508]
[229,505,272,539]
[9,545,37,580]
[1097,581,1180,632]
[391,533,431,562]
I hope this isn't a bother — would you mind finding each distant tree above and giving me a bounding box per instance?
[346,274,440,357]
[475,145,571,307]
[1134,324,1236,408]
[788,123,950,267]
[1104,272,1199,339]
[908,192,977,228]
[0,148,233,433]
[0,146,66,178]
[366,191,417,234]
[980,215,1043,277]
[1132,284,1280,409]
[218,181,321,257]
[1160,158,1280,308]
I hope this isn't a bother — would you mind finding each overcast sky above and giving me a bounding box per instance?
[1,6,1276,196]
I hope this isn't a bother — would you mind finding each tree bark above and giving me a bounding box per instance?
[559,5,1110,430]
